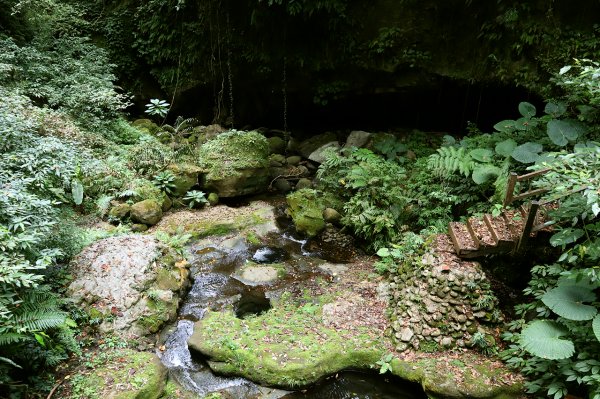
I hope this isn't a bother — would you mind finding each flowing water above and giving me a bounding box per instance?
[157,208,426,399]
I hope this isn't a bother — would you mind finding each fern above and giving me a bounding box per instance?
[0,333,28,346]
[427,146,475,178]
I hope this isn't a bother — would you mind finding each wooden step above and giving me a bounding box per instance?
[502,210,524,241]
[467,217,496,248]
[483,214,515,250]
[448,222,479,257]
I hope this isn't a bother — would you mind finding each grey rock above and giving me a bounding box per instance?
[298,132,337,158]
[273,178,292,193]
[400,327,414,342]
[286,155,302,166]
[308,142,341,164]
[131,199,163,226]
[345,130,372,148]
[322,208,341,224]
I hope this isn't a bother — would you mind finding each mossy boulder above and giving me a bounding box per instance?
[166,163,202,197]
[68,349,167,399]
[207,192,219,206]
[188,306,383,388]
[109,203,131,220]
[68,235,189,337]
[286,189,326,237]
[131,199,163,226]
[132,119,160,135]
[198,130,270,197]
[268,136,286,154]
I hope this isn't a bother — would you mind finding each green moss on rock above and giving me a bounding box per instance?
[131,199,163,226]
[166,163,201,197]
[71,349,167,399]
[286,189,326,237]
[198,130,270,197]
[188,300,384,388]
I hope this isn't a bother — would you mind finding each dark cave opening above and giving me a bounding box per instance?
[170,77,542,137]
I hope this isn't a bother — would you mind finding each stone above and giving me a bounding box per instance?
[441,337,453,347]
[269,153,286,166]
[132,118,160,134]
[234,263,282,286]
[72,349,167,399]
[131,223,149,232]
[295,178,312,190]
[207,192,219,206]
[67,235,186,336]
[161,195,173,212]
[308,142,341,164]
[166,163,202,197]
[268,136,286,154]
[198,131,270,197]
[400,327,415,342]
[298,132,337,158]
[322,208,341,224]
[286,189,326,237]
[345,130,372,148]
[131,199,163,226]
[273,178,292,193]
[108,203,131,220]
[286,155,302,166]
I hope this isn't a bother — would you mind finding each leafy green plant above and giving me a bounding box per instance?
[183,190,208,208]
[316,148,408,249]
[152,171,176,195]
[145,98,170,119]
[375,353,394,374]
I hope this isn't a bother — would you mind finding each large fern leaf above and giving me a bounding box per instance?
[14,310,66,331]
[0,332,28,346]
[520,320,575,360]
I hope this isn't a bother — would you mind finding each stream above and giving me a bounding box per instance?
[157,206,427,399]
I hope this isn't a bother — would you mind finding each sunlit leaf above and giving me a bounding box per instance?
[520,320,575,360]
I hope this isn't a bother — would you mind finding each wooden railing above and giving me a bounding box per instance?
[503,168,550,253]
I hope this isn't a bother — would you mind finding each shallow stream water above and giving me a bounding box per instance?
[157,207,427,399]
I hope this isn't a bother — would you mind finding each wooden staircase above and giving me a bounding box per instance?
[449,169,555,258]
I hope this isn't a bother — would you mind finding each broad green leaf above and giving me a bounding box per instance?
[544,102,567,117]
[71,178,84,205]
[511,142,543,163]
[559,65,572,75]
[376,248,390,257]
[472,165,501,184]
[547,120,586,146]
[515,117,531,131]
[550,228,585,246]
[493,119,516,133]
[593,315,600,343]
[469,148,494,163]
[495,139,517,157]
[520,320,575,360]
[542,283,597,321]
[518,102,536,118]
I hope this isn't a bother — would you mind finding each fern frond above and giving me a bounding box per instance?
[14,310,66,331]
[0,333,28,346]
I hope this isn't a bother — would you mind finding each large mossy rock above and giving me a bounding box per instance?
[131,199,163,226]
[166,163,202,197]
[198,130,270,197]
[66,349,167,399]
[286,188,326,237]
[67,235,188,337]
[132,119,160,135]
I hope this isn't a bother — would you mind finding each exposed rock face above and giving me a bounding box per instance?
[68,235,188,337]
[131,199,163,225]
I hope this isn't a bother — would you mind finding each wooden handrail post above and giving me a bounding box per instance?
[504,172,518,207]
[516,201,540,253]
